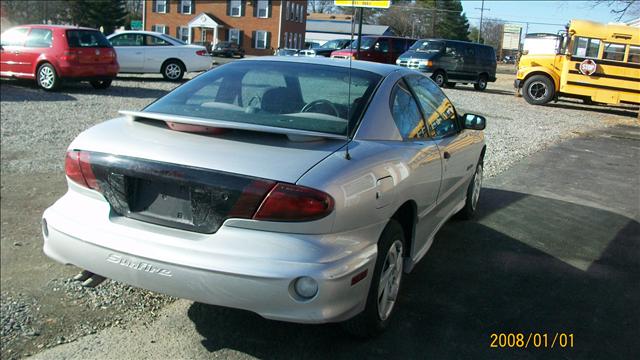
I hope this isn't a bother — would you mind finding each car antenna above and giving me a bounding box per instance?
[345,5,357,161]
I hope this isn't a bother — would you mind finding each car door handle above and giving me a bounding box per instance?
[443,151,451,159]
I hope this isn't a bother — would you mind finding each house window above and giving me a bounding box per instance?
[180,0,192,14]
[255,30,267,49]
[154,0,167,13]
[256,0,268,18]
[178,27,190,42]
[287,2,292,20]
[298,33,302,49]
[230,0,242,17]
[151,25,168,34]
[298,4,304,22]
[229,28,240,44]
[293,32,298,49]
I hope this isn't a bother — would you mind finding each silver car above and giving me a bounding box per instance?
[42,57,486,336]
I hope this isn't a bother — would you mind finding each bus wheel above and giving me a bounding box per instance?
[523,75,555,105]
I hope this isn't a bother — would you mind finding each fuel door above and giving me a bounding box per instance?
[376,176,396,209]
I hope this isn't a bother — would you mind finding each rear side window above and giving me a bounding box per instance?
[390,81,426,140]
[602,42,625,61]
[66,30,111,48]
[0,27,28,46]
[146,35,171,46]
[628,45,640,63]
[109,33,143,46]
[25,29,53,48]
[374,39,389,53]
[573,37,600,58]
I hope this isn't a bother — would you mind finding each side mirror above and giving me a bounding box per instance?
[462,113,486,130]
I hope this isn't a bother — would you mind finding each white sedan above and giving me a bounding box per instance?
[107,31,212,81]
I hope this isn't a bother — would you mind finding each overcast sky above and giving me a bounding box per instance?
[460,1,636,34]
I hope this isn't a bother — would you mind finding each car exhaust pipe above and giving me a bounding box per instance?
[72,270,107,288]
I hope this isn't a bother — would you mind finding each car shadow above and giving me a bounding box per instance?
[448,86,516,96]
[115,76,189,84]
[544,101,639,118]
[0,80,77,102]
[187,188,640,359]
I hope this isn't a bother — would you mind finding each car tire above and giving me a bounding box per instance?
[432,71,447,87]
[90,80,112,89]
[343,220,405,338]
[457,160,483,220]
[474,74,488,91]
[36,63,60,91]
[161,60,185,81]
[522,74,555,105]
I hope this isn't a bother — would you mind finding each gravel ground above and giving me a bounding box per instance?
[1,68,637,359]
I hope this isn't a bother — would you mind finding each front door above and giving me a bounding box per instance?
[108,33,145,72]
[0,27,29,77]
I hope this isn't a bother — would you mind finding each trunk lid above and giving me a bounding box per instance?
[70,117,346,233]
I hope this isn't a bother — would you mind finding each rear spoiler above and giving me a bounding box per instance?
[119,110,348,141]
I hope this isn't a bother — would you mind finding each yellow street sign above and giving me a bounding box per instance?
[334,0,391,9]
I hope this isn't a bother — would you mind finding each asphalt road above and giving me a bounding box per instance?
[29,125,639,359]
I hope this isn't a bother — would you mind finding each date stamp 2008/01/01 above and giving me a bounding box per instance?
[490,333,574,349]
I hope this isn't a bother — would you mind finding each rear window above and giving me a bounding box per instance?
[66,30,111,48]
[145,61,383,136]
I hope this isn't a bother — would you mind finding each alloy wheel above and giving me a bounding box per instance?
[165,63,182,80]
[471,164,483,210]
[39,66,55,89]
[377,239,403,321]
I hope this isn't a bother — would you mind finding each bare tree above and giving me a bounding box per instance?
[308,0,336,14]
[591,0,639,21]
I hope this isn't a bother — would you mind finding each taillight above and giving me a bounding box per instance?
[61,50,78,63]
[195,49,207,56]
[254,183,334,222]
[64,150,100,191]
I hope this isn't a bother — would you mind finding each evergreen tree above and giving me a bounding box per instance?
[68,0,128,34]
[434,0,470,41]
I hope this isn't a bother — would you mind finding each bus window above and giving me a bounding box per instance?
[628,45,640,63]
[603,42,626,61]
[573,37,600,58]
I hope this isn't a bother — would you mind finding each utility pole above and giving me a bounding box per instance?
[475,0,490,43]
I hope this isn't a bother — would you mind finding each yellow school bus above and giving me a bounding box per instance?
[515,19,639,106]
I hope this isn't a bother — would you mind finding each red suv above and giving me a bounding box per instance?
[330,36,416,64]
[0,25,119,90]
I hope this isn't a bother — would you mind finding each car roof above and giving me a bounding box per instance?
[415,38,493,48]
[240,56,401,76]
[10,24,98,31]
[107,30,167,37]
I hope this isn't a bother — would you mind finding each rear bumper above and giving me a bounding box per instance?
[42,186,380,323]
[58,63,119,79]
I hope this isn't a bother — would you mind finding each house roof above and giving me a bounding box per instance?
[306,20,391,36]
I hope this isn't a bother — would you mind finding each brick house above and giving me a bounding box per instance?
[143,0,307,55]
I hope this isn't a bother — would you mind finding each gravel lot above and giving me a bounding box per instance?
[1,65,638,359]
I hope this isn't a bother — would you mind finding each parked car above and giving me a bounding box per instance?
[106,31,211,81]
[211,41,245,58]
[396,39,497,91]
[0,25,118,90]
[299,38,351,57]
[274,48,299,56]
[42,57,486,337]
[330,36,416,64]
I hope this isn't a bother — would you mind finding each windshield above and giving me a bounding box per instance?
[161,34,186,45]
[145,61,382,136]
[349,37,376,50]
[409,40,444,53]
[320,40,346,50]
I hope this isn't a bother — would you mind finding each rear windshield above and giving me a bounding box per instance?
[410,40,444,53]
[145,61,383,136]
[66,30,111,48]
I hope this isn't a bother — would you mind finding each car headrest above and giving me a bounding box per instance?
[261,87,302,114]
